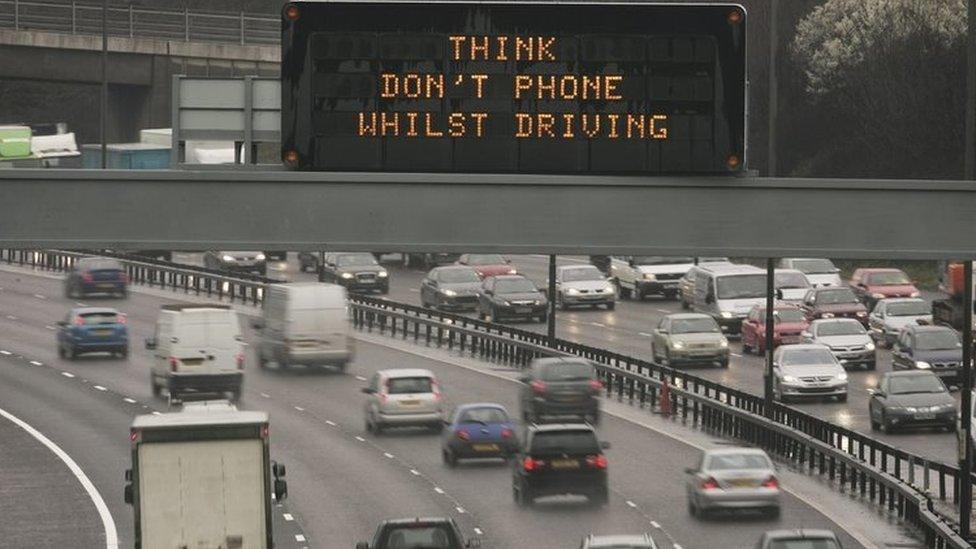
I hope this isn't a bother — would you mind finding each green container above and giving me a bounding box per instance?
[0,126,33,159]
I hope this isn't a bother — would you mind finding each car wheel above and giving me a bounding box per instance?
[67,346,77,360]
[718,359,729,369]
[766,506,781,520]
[431,422,443,434]
[538,313,548,323]
[836,393,848,403]
[229,388,242,403]
[688,499,698,517]
[58,344,65,359]
[515,480,532,507]
[606,301,615,311]
[619,285,632,299]
[866,362,876,371]
[118,346,129,359]
[742,338,752,354]
[681,299,690,310]
[592,487,609,507]
[869,410,880,431]
[443,449,457,468]
[880,412,893,433]
[150,375,161,398]
[588,411,601,426]
[257,349,267,369]
[661,350,671,368]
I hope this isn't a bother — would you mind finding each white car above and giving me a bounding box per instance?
[868,298,932,348]
[803,318,876,370]
[778,258,842,288]
[774,269,813,303]
[363,369,443,434]
[555,264,616,310]
[772,344,848,403]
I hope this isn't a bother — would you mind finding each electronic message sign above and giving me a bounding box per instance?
[281,2,747,174]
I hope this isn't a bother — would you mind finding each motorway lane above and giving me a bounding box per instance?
[0,267,871,548]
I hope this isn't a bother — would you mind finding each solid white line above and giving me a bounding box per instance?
[731,353,743,358]
[434,487,445,494]
[0,406,119,549]
[61,371,75,378]
[260,392,270,399]
[283,513,294,521]
[294,406,305,412]
[354,436,365,442]
[638,332,654,337]
[656,308,671,314]
[295,534,307,542]
[325,420,337,427]
[29,360,42,366]
[122,397,136,404]
[93,385,107,392]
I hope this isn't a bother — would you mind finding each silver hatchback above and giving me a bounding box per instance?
[363,369,444,434]
[685,447,780,519]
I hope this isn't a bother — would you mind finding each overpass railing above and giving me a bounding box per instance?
[0,0,278,46]
[0,247,971,548]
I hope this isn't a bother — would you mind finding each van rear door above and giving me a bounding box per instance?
[173,309,241,374]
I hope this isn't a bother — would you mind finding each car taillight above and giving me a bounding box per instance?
[523,457,545,472]
[73,316,84,326]
[81,271,93,283]
[117,314,127,325]
[379,392,388,404]
[589,379,604,391]
[169,357,179,372]
[762,476,779,489]
[701,477,720,491]
[530,380,547,395]
[585,454,608,469]
[119,272,129,283]
[235,352,245,370]
[432,381,442,402]
[501,428,514,439]
[457,429,470,441]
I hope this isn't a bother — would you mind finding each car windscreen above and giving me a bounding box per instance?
[889,375,947,395]
[336,254,377,267]
[867,271,911,285]
[78,312,121,325]
[386,377,433,394]
[438,268,480,283]
[541,361,595,381]
[716,274,766,299]
[704,453,771,471]
[671,318,720,334]
[468,254,506,265]
[633,256,693,266]
[791,259,836,274]
[915,331,961,351]
[378,525,459,549]
[816,289,857,304]
[768,540,840,549]
[562,266,604,282]
[887,301,929,316]
[781,348,836,366]
[457,407,509,424]
[775,272,811,289]
[530,431,600,454]
[816,321,865,336]
[79,259,122,271]
[763,309,807,324]
[495,279,536,294]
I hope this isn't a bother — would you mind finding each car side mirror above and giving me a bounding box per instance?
[600,441,611,450]
[429,280,438,287]
[467,538,482,548]
[123,483,133,505]
[144,337,156,350]
[273,462,286,478]
[705,294,715,304]
[484,290,493,296]
[443,419,451,426]
[361,388,375,394]
[56,320,67,327]
[775,289,784,299]
[518,375,531,383]
[801,331,811,339]
[684,467,696,475]
[251,320,264,330]
[356,543,370,549]
[273,479,288,501]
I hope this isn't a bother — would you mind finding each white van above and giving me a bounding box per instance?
[145,305,244,402]
[253,282,353,370]
[692,264,768,337]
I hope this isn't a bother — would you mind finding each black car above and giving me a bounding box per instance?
[869,371,956,433]
[64,257,128,298]
[320,252,389,294]
[519,357,602,424]
[357,517,480,549]
[512,423,610,507]
[297,251,321,273]
[477,275,547,322]
[264,250,287,261]
[202,250,267,275]
[891,324,963,386]
[420,266,482,311]
[406,252,462,269]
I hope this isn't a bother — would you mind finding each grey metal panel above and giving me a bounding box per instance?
[2,169,976,259]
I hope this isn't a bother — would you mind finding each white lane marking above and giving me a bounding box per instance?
[354,436,366,442]
[0,406,119,549]
[656,308,671,313]
[260,392,270,399]
[434,487,445,494]
[410,469,420,476]
[355,375,368,382]
[325,420,337,427]
[0,350,11,355]
[93,385,107,392]
[650,521,661,528]
[473,528,483,536]
[731,353,743,358]
[33,293,46,300]
[283,513,294,521]
[294,406,305,412]
[61,371,75,378]
[45,325,56,331]
[626,500,637,508]
[6,315,16,320]
[455,506,466,514]
[638,332,654,337]
[383,452,394,459]
[673,545,683,549]
[409,288,420,293]
[151,411,161,416]
[75,302,87,307]
[295,534,306,542]
[29,360,42,366]
[122,397,137,404]
[587,322,606,328]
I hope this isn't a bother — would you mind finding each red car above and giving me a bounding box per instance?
[457,253,517,278]
[740,304,810,355]
[849,268,920,310]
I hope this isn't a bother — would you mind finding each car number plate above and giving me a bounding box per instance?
[550,459,579,469]
[515,307,531,314]
[92,329,113,336]
[728,478,757,488]
[915,413,936,420]
[472,444,499,452]
[782,336,801,344]
[400,400,420,406]
[98,283,115,289]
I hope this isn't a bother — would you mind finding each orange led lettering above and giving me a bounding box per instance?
[605,76,623,100]
[449,36,466,60]
[515,113,533,137]
[515,36,533,61]
[403,74,422,98]
[559,76,578,100]
[358,112,377,136]
[607,114,620,138]
[538,37,556,61]
[536,76,555,100]
[426,74,444,99]
[380,112,399,136]
[537,114,555,138]
[424,113,443,137]
[470,36,489,60]
[471,113,488,137]
[514,75,532,99]
[448,113,466,137]
[381,74,398,98]
[626,114,645,139]
[406,112,419,137]
[471,74,488,99]
[581,76,600,100]
[496,36,509,61]
[562,114,575,138]
[581,114,600,138]
[650,114,668,139]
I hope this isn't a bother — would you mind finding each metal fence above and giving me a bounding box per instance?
[0,247,970,547]
[0,0,278,45]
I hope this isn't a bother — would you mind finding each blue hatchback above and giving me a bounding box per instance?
[56,307,128,359]
[441,403,517,467]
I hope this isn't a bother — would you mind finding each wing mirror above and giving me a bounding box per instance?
[56,320,67,327]
[144,337,157,350]
[683,467,696,475]
[467,538,483,548]
[273,461,287,478]
[274,479,288,501]
[123,483,133,505]
[518,375,531,383]
[251,319,264,330]
[600,441,611,450]
[775,289,784,300]
[356,543,370,549]
[361,387,375,394]
[705,294,715,304]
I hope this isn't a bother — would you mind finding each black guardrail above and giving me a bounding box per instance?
[0,248,970,548]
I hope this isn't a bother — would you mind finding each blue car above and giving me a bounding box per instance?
[56,307,128,359]
[64,258,128,299]
[441,403,517,467]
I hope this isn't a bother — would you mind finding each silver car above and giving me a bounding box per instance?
[363,369,443,434]
[581,533,658,548]
[868,298,932,348]
[555,264,617,310]
[685,447,780,519]
[773,344,848,402]
[803,318,876,370]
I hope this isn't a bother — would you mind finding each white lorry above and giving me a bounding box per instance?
[124,401,287,549]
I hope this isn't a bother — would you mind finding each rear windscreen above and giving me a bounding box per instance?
[530,431,599,454]
[541,362,595,381]
[378,525,459,548]
[387,377,433,394]
[80,259,122,271]
[78,312,120,325]
[768,541,840,549]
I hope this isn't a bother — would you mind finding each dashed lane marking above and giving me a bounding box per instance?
[295,534,307,542]
[260,392,270,398]
[473,528,483,536]
[410,469,420,476]
[325,420,337,427]
[354,436,366,442]
[75,302,87,307]
[33,293,46,300]
[294,406,305,412]
[0,350,10,355]
[409,288,420,293]
[355,375,368,382]
[587,322,606,328]
[650,521,661,528]
[383,452,394,459]
[45,325,56,331]
[283,513,294,521]
[455,507,466,514]
[151,411,161,416]
[656,308,671,313]
[434,487,445,494]
[93,385,107,392]
[731,353,743,358]
[122,397,137,404]
[6,315,16,320]
[626,500,637,508]
[61,371,75,378]
[29,360,42,366]
[638,332,654,337]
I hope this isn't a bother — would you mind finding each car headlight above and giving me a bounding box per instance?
[821,312,835,318]
[340,272,354,279]
[441,289,457,297]
[221,254,235,262]
[533,300,543,306]
[837,372,848,381]
[719,339,729,348]
[378,270,388,278]
[856,311,867,317]
[643,273,657,281]
[781,375,799,383]
[905,407,918,414]
[603,286,615,294]
[871,293,886,299]
[672,341,686,350]
[865,341,875,351]
[720,311,734,319]
[915,361,931,370]
[503,300,512,306]
[255,253,266,261]
[566,288,581,296]
[910,291,921,298]
[507,268,518,275]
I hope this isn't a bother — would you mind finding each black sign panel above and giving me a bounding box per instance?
[281,2,747,174]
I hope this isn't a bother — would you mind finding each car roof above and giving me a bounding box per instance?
[379,368,435,379]
[697,263,764,275]
[161,304,232,311]
[810,286,853,293]
[455,403,507,412]
[904,324,953,334]
[527,422,595,433]
[750,304,801,311]
[381,517,456,527]
[71,307,120,315]
[774,268,805,275]
[702,446,770,457]
[531,357,592,367]
[878,297,925,304]
[557,264,599,271]
[585,534,654,546]
[487,274,526,281]
[884,370,937,379]
[666,313,713,320]
[432,265,476,272]
[778,343,830,352]
[858,267,902,273]
[762,529,838,540]
[810,317,862,325]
